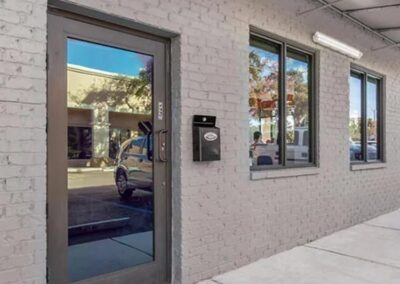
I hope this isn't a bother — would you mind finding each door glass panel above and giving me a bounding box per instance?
[67,38,154,282]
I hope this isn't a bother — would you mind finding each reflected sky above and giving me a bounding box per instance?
[286,57,308,81]
[250,46,308,81]
[350,76,377,119]
[367,80,378,119]
[249,46,279,77]
[350,76,361,119]
[67,39,152,77]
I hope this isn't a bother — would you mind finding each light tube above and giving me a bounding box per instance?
[313,32,363,59]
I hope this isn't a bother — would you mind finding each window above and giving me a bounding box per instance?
[249,33,315,169]
[126,136,146,154]
[67,126,92,159]
[303,131,309,147]
[350,67,384,163]
[109,128,135,159]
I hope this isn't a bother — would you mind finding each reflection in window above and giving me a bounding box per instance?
[249,34,314,169]
[67,38,154,282]
[303,131,309,147]
[68,127,92,159]
[288,130,299,146]
[367,78,379,160]
[286,49,311,165]
[349,69,383,163]
[109,128,135,159]
[249,38,280,167]
[67,38,153,167]
[126,136,145,154]
[349,74,363,161]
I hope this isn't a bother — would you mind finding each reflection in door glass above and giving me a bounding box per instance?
[67,38,154,282]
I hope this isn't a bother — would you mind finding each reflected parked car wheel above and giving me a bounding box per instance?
[116,171,133,199]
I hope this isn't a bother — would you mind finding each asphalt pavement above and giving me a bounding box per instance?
[67,170,153,245]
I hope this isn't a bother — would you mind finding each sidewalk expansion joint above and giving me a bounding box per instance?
[304,244,400,271]
[110,238,153,258]
[363,223,400,232]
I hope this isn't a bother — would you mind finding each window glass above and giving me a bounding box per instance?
[125,136,145,154]
[349,69,383,163]
[143,134,153,159]
[249,37,280,167]
[286,49,311,165]
[303,131,309,146]
[67,38,154,282]
[109,128,135,159]
[68,126,92,159]
[249,35,315,169]
[288,130,299,145]
[349,74,363,161]
[367,77,379,160]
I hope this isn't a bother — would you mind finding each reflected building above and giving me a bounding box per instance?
[67,64,152,168]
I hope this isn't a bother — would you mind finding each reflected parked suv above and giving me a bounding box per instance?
[350,143,377,161]
[251,127,309,166]
[286,127,309,162]
[114,134,153,198]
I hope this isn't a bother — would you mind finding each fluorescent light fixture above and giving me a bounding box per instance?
[313,32,363,60]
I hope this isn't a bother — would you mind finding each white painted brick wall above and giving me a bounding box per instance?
[2,0,400,283]
[0,0,47,283]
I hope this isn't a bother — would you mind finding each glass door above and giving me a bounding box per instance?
[47,13,169,284]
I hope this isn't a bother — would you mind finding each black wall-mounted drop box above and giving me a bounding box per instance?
[193,115,220,162]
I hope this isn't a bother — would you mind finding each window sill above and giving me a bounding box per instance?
[250,167,320,180]
[351,162,386,171]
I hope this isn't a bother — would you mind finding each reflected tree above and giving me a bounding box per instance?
[249,50,279,102]
[249,50,308,126]
[349,118,361,142]
[367,118,377,140]
[287,70,309,126]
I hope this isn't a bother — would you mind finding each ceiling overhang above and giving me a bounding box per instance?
[298,0,400,51]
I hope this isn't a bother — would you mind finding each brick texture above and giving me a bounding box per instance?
[0,0,47,284]
[2,0,400,284]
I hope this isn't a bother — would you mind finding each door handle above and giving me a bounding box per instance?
[158,129,168,162]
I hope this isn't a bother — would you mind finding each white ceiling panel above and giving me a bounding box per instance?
[381,30,400,42]
[351,7,400,29]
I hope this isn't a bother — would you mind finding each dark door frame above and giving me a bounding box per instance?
[47,5,172,284]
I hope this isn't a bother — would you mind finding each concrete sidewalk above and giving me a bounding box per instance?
[199,209,400,284]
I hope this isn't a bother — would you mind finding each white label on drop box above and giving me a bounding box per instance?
[204,132,218,141]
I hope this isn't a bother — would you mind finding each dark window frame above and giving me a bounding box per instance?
[350,65,385,164]
[249,28,318,171]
